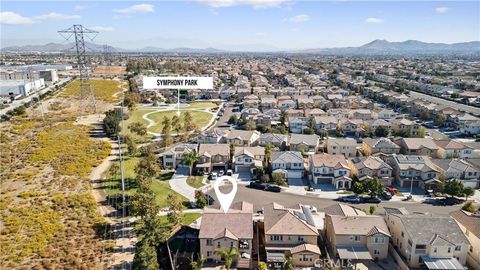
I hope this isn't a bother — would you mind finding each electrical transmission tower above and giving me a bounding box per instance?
[103,44,113,66]
[58,25,98,112]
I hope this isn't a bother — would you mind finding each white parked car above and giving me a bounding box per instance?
[210,172,218,180]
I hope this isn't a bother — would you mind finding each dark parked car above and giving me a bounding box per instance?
[340,195,361,203]
[248,181,266,190]
[362,196,382,204]
[265,185,281,193]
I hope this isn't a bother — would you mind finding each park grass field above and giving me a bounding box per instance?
[146,110,213,134]
[186,102,217,109]
[60,79,121,102]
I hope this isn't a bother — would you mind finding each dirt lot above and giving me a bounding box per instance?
[94,65,127,77]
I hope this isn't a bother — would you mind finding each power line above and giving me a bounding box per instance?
[58,25,98,113]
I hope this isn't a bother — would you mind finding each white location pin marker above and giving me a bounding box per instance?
[213,176,237,214]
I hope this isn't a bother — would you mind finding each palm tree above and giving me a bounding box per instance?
[282,256,293,270]
[214,247,238,270]
[183,150,198,176]
[265,143,272,166]
[190,255,205,270]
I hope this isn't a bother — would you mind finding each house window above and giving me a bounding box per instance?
[433,247,437,253]
[206,239,212,246]
[270,235,283,241]
[374,249,380,255]
[166,162,174,167]
[354,235,361,242]
[207,251,211,257]
[217,242,221,248]
[374,237,385,244]
[231,242,234,248]
[455,246,461,251]
[401,232,404,237]
[448,247,451,253]
[298,236,304,241]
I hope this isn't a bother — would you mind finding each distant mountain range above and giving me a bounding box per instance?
[2,39,479,54]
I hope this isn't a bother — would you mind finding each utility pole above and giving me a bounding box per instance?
[58,25,98,112]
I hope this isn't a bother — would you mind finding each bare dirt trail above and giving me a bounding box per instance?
[82,114,137,269]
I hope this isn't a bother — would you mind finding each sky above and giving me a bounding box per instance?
[1,0,479,51]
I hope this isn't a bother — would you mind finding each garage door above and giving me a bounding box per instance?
[236,166,251,173]
[403,180,419,188]
[315,177,332,184]
[287,171,303,179]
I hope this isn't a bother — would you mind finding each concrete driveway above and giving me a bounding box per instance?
[169,168,196,201]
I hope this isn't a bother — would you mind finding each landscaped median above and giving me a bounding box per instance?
[186,175,205,189]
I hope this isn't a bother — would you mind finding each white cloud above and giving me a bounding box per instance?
[435,7,449,14]
[196,0,286,9]
[366,17,384,24]
[34,12,80,21]
[74,5,87,11]
[90,26,114,32]
[255,32,266,36]
[0,11,36,25]
[285,14,310,23]
[114,4,154,14]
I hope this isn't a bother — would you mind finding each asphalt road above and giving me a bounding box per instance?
[208,185,462,217]
[0,77,72,116]
[213,103,236,130]
[409,90,480,116]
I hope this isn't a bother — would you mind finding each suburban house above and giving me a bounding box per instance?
[257,133,289,150]
[351,156,394,186]
[199,201,254,269]
[341,119,365,136]
[390,154,441,189]
[434,139,474,159]
[326,138,358,158]
[233,146,265,175]
[197,128,228,144]
[450,210,480,270]
[309,153,351,189]
[288,117,309,134]
[384,208,470,269]
[376,109,397,120]
[263,203,322,269]
[324,203,366,217]
[325,213,391,263]
[196,144,230,173]
[314,116,338,134]
[261,96,277,110]
[431,159,480,188]
[160,143,198,169]
[390,118,422,137]
[395,138,439,157]
[279,99,296,111]
[271,151,305,179]
[362,137,400,155]
[289,134,320,153]
[224,130,260,146]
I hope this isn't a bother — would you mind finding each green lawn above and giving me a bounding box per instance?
[121,109,155,143]
[187,176,204,189]
[159,170,175,180]
[146,110,213,134]
[187,102,217,109]
[159,212,201,226]
[151,180,188,208]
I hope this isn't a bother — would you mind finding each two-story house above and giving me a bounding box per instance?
[396,138,439,157]
[196,144,230,173]
[160,143,198,169]
[432,159,480,188]
[390,154,441,190]
[197,128,228,144]
[257,133,289,150]
[288,117,309,134]
[314,116,339,135]
[199,201,253,269]
[351,156,393,186]
[263,203,321,269]
[451,210,480,270]
[224,130,260,146]
[390,118,422,137]
[289,134,320,153]
[233,146,265,175]
[326,138,358,158]
[434,139,474,159]
[325,210,391,263]
[310,153,351,189]
[271,151,305,179]
[362,137,401,156]
[384,208,470,269]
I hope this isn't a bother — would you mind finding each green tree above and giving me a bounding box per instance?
[463,187,475,201]
[265,143,273,165]
[258,262,268,270]
[352,181,365,194]
[272,172,286,186]
[444,179,464,197]
[369,205,377,215]
[434,113,446,127]
[171,114,182,134]
[194,190,207,209]
[135,147,161,178]
[183,111,197,132]
[103,108,122,137]
[418,127,426,138]
[167,192,184,229]
[132,238,159,270]
[214,247,239,270]
[282,256,294,270]
[245,120,256,130]
[161,116,173,147]
[462,201,477,213]
[191,255,206,270]
[364,177,383,196]
[229,143,235,163]
[129,122,148,136]
[124,134,137,155]
[130,177,159,219]
[374,126,389,137]
[228,115,238,125]
[183,150,198,176]
[279,110,288,126]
